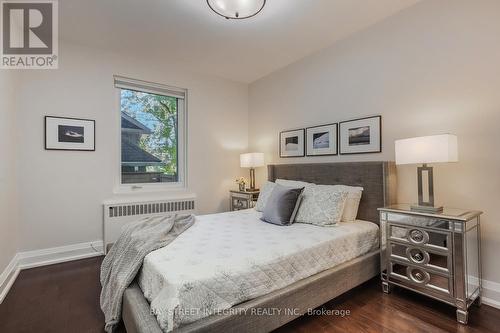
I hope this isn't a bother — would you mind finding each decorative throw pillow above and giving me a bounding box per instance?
[261,184,304,226]
[295,185,348,226]
[255,181,276,212]
[336,185,363,222]
[276,179,315,189]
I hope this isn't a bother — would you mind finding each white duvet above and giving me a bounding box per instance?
[137,209,379,332]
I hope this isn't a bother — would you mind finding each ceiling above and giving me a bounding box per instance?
[60,0,420,83]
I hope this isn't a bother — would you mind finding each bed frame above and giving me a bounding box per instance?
[122,161,397,333]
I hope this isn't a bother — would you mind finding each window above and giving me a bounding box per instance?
[114,76,186,188]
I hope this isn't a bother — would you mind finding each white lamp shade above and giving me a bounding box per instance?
[240,152,264,168]
[395,134,458,165]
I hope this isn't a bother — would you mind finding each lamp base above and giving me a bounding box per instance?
[414,164,442,213]
[411,204,444,213]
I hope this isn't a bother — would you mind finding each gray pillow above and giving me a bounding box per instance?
[261,184,304,226]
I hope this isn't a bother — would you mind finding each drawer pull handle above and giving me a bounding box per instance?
[406,247,430,265]
[410,230,424,242]
[414,271,424,281]
[408,229,429,244]
[407,267,430,285]
[413,252,424,262]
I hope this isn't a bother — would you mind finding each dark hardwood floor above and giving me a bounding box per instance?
[1,256,499,333]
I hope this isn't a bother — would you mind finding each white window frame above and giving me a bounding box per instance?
[114,75,188,193]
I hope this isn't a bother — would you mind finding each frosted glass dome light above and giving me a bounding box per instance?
[207,0,266,19]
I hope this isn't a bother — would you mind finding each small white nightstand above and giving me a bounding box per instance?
[379,204,483,324]
[229,190,259,211]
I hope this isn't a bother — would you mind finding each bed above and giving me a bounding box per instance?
[122,161,397,333]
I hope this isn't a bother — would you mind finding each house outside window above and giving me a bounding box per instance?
[114,76,187,190]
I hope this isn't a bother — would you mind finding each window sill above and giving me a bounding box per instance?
[113,182,186,195]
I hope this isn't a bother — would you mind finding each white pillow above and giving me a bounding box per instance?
[335,185,363,222]
[294,185,348,226]
[255,181,276,212]
[276,179,314,188]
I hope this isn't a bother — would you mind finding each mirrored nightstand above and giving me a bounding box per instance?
[230,190,259,211]
[378,204,483,324]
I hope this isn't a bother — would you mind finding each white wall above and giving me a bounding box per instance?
[249,0,500,289]
[15,42,248,251]
[0,71,19,272]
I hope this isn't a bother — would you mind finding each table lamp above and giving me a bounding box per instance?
[395,134,458,213]
[240,152,264,191]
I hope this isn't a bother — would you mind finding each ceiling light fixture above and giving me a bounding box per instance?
[207,0,266,20]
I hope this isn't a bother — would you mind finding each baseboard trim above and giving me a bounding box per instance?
[17,240,104,270]
[482,279,500,309]
[0,241,103,303]
[0,254,20,304]
[482,296,500,309]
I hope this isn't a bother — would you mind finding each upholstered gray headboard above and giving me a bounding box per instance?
[267,161,397,224]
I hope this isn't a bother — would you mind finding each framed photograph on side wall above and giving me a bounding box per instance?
[339,116,381,154]
[280,129,305,157]
[306,123,338,156]
[45,116,95,151]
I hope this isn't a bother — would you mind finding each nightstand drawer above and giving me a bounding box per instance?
[383,212,452,231]
[389,261,453,298]
[389,241,451,274]
[388,223,450,252]
[231,197,250,210]
[230,190,259,211]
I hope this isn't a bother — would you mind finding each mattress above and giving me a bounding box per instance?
[137,209,379,332]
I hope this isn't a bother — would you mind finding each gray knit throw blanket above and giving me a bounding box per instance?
[100,214,195,333]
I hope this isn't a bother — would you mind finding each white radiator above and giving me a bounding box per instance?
[103,195,196,254]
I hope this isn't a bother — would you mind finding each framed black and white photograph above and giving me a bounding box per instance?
[45,116,95,151]
[279,129,305,157]
[339,116,381,155]
[306,123,338,156]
